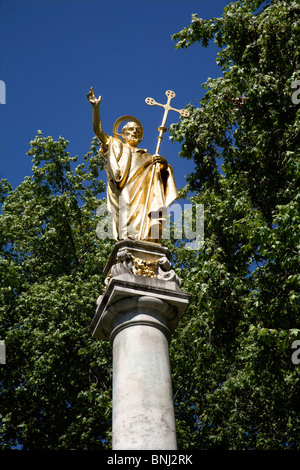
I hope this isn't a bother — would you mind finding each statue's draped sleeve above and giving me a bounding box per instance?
[104,137,132,190]
[103,136,178,241]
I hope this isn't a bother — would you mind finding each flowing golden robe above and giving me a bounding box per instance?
[103,136,178,241]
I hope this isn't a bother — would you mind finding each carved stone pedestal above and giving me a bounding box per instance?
[89,240,190,450]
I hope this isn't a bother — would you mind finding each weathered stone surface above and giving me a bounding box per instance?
[102,239,182,287]
[90,274,189,341]
[111,296,178,449]
[103,240,172,278]
[90,240,190,450]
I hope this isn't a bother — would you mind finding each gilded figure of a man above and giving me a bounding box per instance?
[87,87,178,242]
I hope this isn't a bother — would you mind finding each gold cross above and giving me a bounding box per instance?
[145,90,189,155]
[139,90,189,239]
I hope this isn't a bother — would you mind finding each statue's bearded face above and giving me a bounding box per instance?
[121,122,142,147]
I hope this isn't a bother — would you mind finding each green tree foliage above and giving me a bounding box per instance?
[0,133,114,449]
[169,0,300,449]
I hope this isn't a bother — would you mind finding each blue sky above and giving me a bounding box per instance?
[0,0,229,193]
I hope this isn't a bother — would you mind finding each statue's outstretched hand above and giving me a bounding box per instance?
[87,87,101,106]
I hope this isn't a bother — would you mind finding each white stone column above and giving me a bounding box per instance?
[90,240,190,450]
[107,296,177,450]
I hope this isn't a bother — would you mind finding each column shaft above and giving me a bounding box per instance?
[112,320,177,450]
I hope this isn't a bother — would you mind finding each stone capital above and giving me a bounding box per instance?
[89,240,190,343]
[89,274,190,343]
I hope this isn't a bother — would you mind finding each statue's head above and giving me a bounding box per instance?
[121,121,143,147]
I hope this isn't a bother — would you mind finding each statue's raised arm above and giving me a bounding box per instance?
[87,87,109,148]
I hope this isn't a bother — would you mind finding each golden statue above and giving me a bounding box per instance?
[87,87,188,243]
